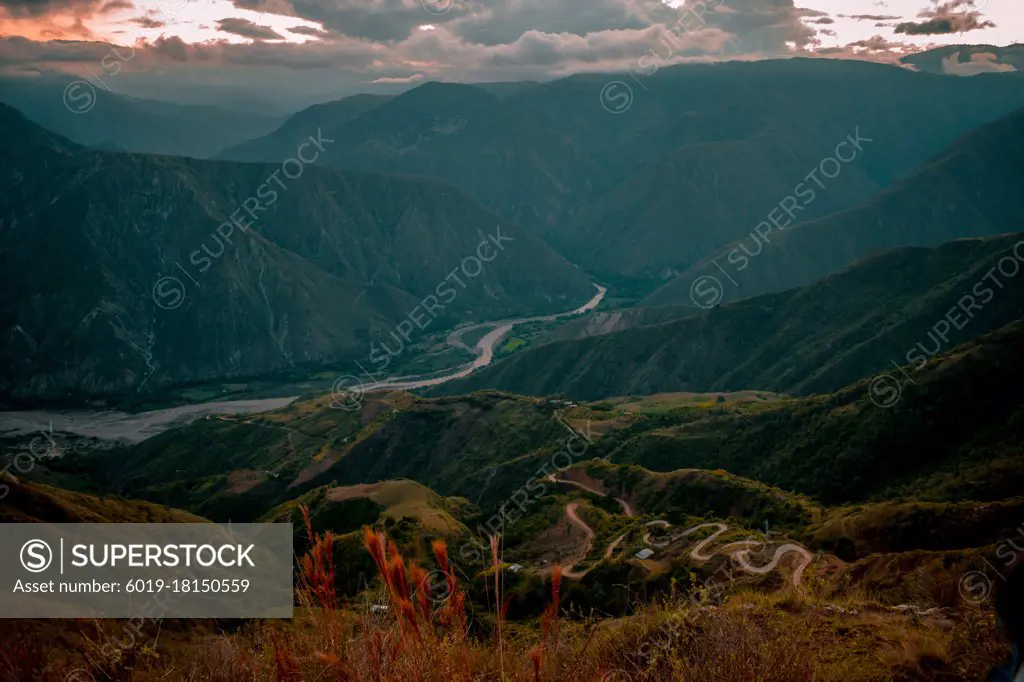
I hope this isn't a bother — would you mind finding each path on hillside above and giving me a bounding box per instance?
[546,480,813,587]
[561,502,597,578]
[547,474,633,516]
[550,475,634,578]
[642,520,814,588]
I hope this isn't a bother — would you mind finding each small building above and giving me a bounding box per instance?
[634,548,654,560]
[508,564,523,573]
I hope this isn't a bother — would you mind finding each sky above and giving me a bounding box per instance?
[0,0,1019,109]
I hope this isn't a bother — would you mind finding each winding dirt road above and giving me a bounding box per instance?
[549,485,813,587]
[550,475,634,578]
[643,520,813,588]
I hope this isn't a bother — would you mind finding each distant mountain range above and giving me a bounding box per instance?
[0,105,594,400]
[218,59,1024,279]
[0,76,285,159]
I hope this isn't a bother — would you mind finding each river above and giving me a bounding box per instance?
[0,284,606,443]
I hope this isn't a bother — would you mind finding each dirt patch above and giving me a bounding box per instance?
[518,505,593,568]
[289,447,345,489]
[227,469,266,494]
[558,468,609,495]
[326,482,384,502]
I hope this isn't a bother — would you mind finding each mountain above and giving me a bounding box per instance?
[0,105,594,400]
[901,44,1024,76]
[216,81,608,240]
[570,126,880,278]
[0,479,204,524]
[560,59,1024,277]
[432,232,1024,400]
[215,94,392,161]
[595,319,1024,505]
[0,76,285,159]
[227,59,1024,271]
[645,106,1024,307]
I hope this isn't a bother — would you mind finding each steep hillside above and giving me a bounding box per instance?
[595,320,1024,505]
[0,105,594,400]
[102,391,578,521]
[215,94,392,161]
[263,479,470,537]
[647,106,1024,307]
[434,233,1024,400]
[0,478,205,523]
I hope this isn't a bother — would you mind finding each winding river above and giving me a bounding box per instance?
[343,283,606,392]
[0,284,606,443]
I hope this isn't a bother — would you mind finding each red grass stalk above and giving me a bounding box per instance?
[529,645,544,682]
[409,561,433,628]
[490,534,504,675]
[433,539,471,681]
[270,631,301,681]
[299,505,338,647]
[539,565,563,679]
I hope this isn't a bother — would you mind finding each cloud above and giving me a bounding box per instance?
[839,14,901,21]
[98,0,131,12]
[216,17,287,40]
[287,25,329,38]
[129,15,163,28]
[848,34,902,51]
[0,0,100,17]
[151,34,189,60]
[0,35,117,64]
[895,0,995,35]
[2,0,999,104]
[370,72,426,83]
[941,50,1017,75]
[894,14,994,34]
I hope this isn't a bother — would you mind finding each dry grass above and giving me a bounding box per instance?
[0,516,1012,681]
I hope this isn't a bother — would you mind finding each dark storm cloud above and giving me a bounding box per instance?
[706,0,819,52]
[0,0,99,17]
[450,0,678,47]
[0,35,110,63]
[286,0,456,42]
[895,14,994,34]
[130,15,164,27]
[811,17,833,25]
[896,0,996,35]
[216,17,287,40]
[152,34,189,60]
